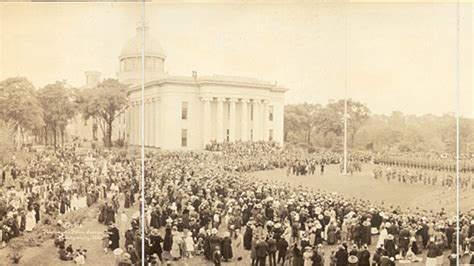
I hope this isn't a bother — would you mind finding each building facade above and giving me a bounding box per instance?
[71,24,287,150]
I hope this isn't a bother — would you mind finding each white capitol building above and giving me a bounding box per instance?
[72,24,287,150]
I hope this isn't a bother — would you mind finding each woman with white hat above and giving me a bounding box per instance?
[170,230,182,260]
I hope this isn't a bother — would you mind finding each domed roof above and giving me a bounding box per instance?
[120,26,166,59]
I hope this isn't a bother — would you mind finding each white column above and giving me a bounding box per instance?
[201,97,211,147]
[134,102,139,145]
[138,100,142,146]
[254,100,261,140]
[229,98,236,142]
[150,99,156,147]
[216,97,224,142]
[263,100,269,141]
[132,103,136,145]
[240,99,248,141]
[155,98,160,147]
[145,100,149,146]
[148,100,153,146]
[127,103,132,145]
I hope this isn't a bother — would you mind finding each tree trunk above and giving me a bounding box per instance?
[44,127,48,146]
[53,128,57,149]
[350,131,355,148]
[107,121,113,147]
[307,127,312,144]
[61,128,64,147]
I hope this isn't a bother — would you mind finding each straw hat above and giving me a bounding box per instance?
[150,229,160,236]
[113,248,123,256]
[348,255,358,263]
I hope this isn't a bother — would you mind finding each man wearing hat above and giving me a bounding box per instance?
[117,252,132,266]
[149,228,163,262]
[357,244,370,266]
[384,234,396,258]
[335,245,348,266]
[209,228,221,259]
[108,223,120,251]
[255,238,269,266]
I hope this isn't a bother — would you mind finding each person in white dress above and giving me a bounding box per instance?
[70,193,79,211]
[25,207,37,232]
[377,222,389,248]
[184,231,195,258]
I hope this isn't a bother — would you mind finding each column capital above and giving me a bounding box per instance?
[228,98,238,103]
[240,98,250,103]
[215,97,226,102]
[200,96,212,102]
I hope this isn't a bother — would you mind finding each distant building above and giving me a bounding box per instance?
[70,24,287,150]
[67,71,126,144]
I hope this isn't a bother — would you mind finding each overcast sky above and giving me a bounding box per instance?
[0,2,472,117]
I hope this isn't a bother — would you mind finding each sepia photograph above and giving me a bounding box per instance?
[0,1,473,265]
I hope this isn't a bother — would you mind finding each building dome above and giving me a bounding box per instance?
[118,24,167,85]
[119,25,166,60]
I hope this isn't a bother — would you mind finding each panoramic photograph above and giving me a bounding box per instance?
[0,1,473,265]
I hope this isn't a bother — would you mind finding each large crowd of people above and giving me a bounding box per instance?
[0,147,142,265]
[140,141,474,265]
[1,141,473,265]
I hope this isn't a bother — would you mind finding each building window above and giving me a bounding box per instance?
[226,129,230,142]
[250,129,253,141]
[269,129,274,141]
[250,105,254,121]
[181,129,187,147]
[269,106,274,121]
[181,101,188,120]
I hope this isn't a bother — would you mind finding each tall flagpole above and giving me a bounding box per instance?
[140,1,146,264]
[344,94,347,175]
[343,2,348,175]
[455,1,460,264]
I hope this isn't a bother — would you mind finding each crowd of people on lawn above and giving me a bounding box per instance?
[141,142,474,265]
[1,141,474,266]
[0,147,142,265]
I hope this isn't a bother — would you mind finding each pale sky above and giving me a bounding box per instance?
[0,2,472,117]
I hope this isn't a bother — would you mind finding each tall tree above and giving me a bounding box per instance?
[284,103,321,144]
[0,77,44,147]
[0,121,15,164]
[327,99,370,148]
[79,79,128,147]
[37,81,77,147]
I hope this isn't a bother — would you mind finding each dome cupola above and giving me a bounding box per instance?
[118,22,166,85]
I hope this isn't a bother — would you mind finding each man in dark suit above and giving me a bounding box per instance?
[357,244,371,266]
